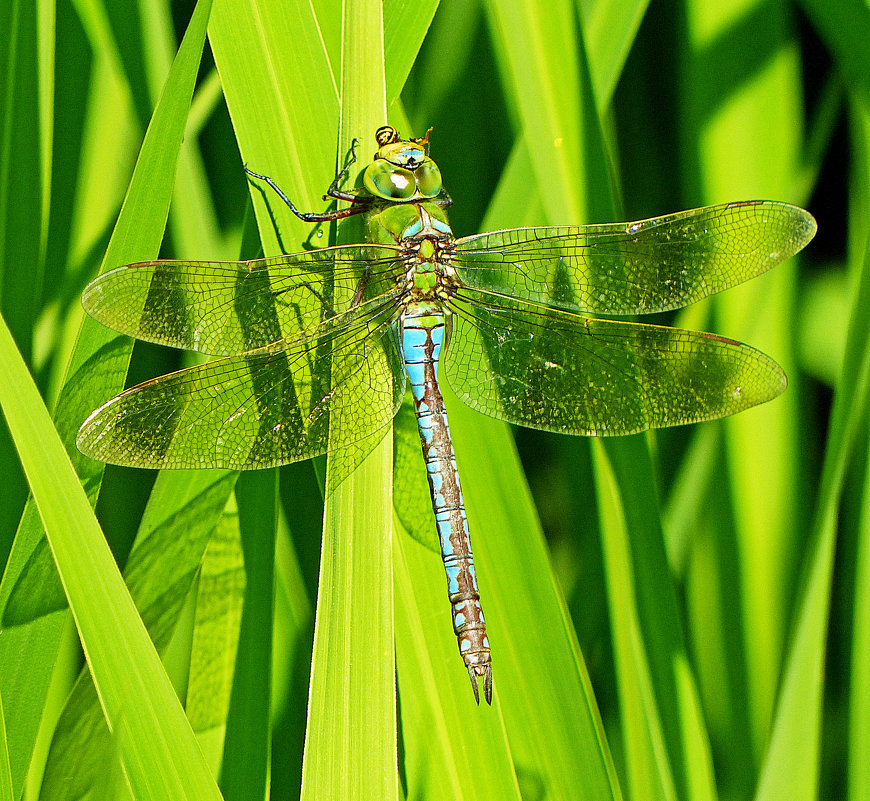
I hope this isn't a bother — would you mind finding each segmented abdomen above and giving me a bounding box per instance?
[401,306,492,703]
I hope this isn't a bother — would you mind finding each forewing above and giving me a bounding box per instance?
[444,288,786,435]
[76,302,405,469]
[82,245,404,355]
[453,201,816,315]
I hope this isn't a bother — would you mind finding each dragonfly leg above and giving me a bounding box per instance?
[272,281,339,326]
[244,163,370,222]
[349,268,372,308]
[324,137,362,204]
[274,270,370,326]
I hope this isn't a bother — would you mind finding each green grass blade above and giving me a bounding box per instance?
[207,1,406,795]
[592,441,678,801]
[446,393,624,800]
[206,11,340,786]
[0,1,213,795]
[582,0,651,108]
[394,527,523,800]
[600,433,719,801]
[185,505,246,770]
[209,0,339,252]
[220,469,277,800]
[306,434,396,798]
[39,470,237,801]
[0,689,11,801]
[0,0,41,560]
[0,311,222,799]
[136,0,225,257]
[397,2,482,127]
[798,0,870,106]
[0,0,43,361]
[756,97,870,801]
[437,4,626,798]
[850,414,870,801]
[846,99,870,801]
[484,0,587,223]
[679,0,809,782]
[661,425,722,575]
[205,11,341,785]
[384,0,439,105]
[483,4,720,799]
[301,4,398,799]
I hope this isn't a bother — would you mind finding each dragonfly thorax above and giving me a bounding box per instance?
[367,201,458,304]
[400,234,460,304]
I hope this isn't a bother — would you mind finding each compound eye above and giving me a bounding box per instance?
[415,160,442,198]
[364,160,416,199]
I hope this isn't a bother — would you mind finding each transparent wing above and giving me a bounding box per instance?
[82,244,405,356]
[77,300,405,469]
[444,288,786,435]
[392,392,438,550]
[453,201,816,315]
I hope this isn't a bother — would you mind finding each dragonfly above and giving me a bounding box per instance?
[77,126,816,704]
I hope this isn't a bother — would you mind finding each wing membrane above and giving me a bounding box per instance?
[82,245,405,355]
[444,288,786,435]
[76,301,405,469]
[453,201,816,315]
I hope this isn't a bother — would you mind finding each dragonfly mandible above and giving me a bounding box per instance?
[77,125,817,704]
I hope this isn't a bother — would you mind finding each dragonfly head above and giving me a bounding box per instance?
[364,126,443,202]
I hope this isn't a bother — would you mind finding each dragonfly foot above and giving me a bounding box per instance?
[467,664,493,705]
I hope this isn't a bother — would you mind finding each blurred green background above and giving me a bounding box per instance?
[0,0,867,799]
